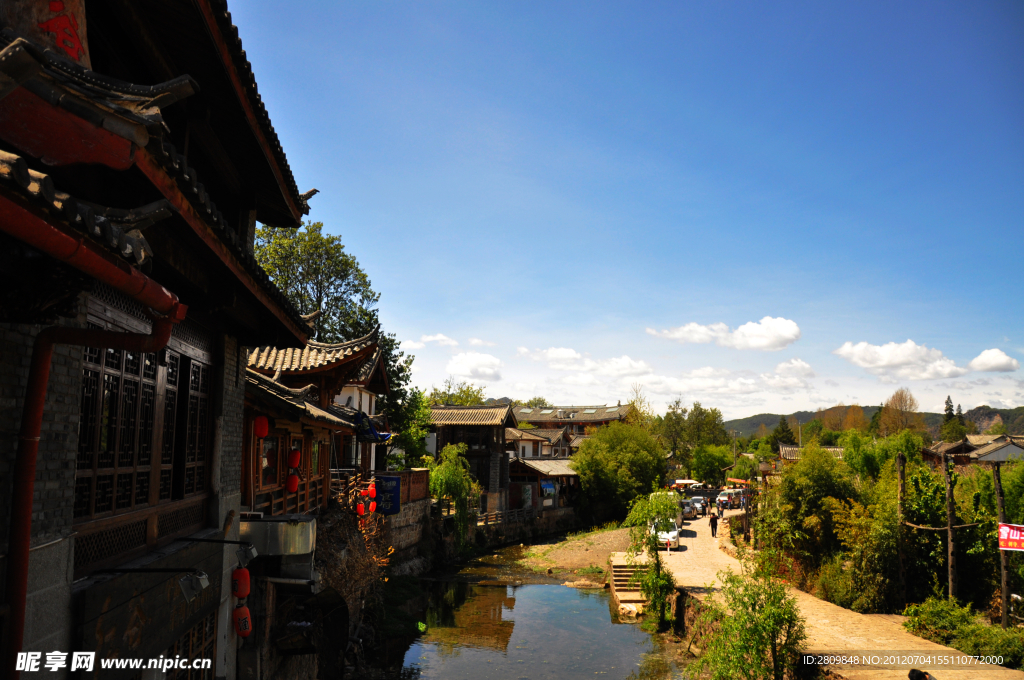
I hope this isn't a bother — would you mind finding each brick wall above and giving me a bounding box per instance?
[0,301,86,552]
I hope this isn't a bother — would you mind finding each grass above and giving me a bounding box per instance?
[577,566,605,575]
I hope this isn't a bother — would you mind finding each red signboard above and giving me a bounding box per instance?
[999,523,1024,551]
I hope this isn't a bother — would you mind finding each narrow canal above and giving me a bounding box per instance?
[378,546,685,680]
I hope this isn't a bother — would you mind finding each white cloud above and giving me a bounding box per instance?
[640,362,811,398]
[968,349,1020,373]
[775,358,815,378]
[833,339,968,380]
[421,333,459,346]
[468,338,496,347]
[521,346,651,376]
[446,352,502,381]
[646,316,801,351]
[404,340,425,349]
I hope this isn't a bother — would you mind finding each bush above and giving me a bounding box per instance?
[951,624,1024,669]
[903,597,976,646]
[572,423,666,517]
[903,596,1024,670]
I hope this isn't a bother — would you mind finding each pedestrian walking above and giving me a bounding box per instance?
[701,500,707,517]
[710,513,718,538]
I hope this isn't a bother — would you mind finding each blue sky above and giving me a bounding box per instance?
[233,1,1023,418]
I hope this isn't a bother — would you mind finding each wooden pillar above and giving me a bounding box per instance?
[942,453,957,600]
[993,462,1010,629]
[896,452,907,606]
[1,0,91,68]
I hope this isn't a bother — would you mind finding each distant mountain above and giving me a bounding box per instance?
[483,397,514,406]
[724,406,885,438]
[964,405,1024,435]
[725,405,1022,438]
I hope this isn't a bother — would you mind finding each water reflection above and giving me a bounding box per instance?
[423,582,516,654]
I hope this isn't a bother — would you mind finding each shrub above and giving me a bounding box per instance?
[951,624,1024,670]
[902,597,975,646]
[693,546,806,680]
[572,423,666,517]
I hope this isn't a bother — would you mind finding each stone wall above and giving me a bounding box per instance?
[386,498,432,576]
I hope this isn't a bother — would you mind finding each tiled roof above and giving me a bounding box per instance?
[249,327,378,373]
[430,404,516,427]
[531,428,570,443]
[569,434,591,449]
[506,428,547,442]
[203,0,307,223]
[515,404,632,423]
[0,148,158,269]
[246,369,356,429]
[779,445,844,461]
[515,459,577,477]
[975,441,1024,463]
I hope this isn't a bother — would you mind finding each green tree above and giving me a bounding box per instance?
[424,444,475,548]
[944,396,955,423]
[940,417,968,443]
[777,443,856,562]
[428,376,486,405]
[624,493,679,626]
[525,396,552,408]
[732,456,758,480]
[658,398,689,471]
[254,221,415,449]
[768,415,797,453]
[693,545,806,680]
[692,444,732,486]
[388,388,431,469]
[571,423,667,517]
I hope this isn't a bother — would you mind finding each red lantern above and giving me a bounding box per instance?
[286,473,299,493]
[360,488,368,497]
[368,485,376,499]
[253,416,269,439]
[288,449,301,468]
[232,567,250,598]
[356,502,365,516]
[233,604,252,638]
[369,501,376,513]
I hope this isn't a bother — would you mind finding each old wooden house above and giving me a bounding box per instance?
[0,1,316,676]
[428,404,517,512]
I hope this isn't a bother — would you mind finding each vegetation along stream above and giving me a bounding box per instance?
[371,545,685,680]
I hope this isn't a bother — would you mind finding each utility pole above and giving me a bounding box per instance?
[993,462,1010,628]
[731,430,737,463]
[943,453,957,600]
[896,452,907,607]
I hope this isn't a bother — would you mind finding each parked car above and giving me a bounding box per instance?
[680,499,698,520]
[652,519,681,550]
[690,496,706,513]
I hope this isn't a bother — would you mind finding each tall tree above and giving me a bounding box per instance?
[879,388,924,436]
[955,404,964,425]
[685,401,730,452]
[254,221,415,444]
[625,383,656,432]
[428,377,486,406]
[659,398,690,471]
[769,415,797,453]
[943,396,955,424]
[841,404,868,431]
[525,396,552,408]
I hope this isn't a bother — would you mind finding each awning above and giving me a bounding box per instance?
[726,478,751,485]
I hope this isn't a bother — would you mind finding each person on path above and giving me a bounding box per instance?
[709,513,718,538]
[701,500,707,517]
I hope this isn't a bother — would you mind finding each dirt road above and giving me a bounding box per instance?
[647,509,1024,680]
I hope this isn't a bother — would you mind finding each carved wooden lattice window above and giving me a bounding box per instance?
[165,611,216,680]
[75,339,158,519]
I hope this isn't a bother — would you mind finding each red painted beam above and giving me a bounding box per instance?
[0,87,136,169]
[134,148,308,344]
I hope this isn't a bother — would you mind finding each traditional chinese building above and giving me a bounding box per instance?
[514,403,633,435]
[428,404,517,511]
[0,1,316,676]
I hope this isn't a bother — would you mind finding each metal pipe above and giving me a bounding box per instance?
[2,208,187,678]
[264,577,316,586]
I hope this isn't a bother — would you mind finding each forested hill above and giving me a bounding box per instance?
[725,404,1024,437]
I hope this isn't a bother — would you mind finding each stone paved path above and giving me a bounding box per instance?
[613,508,1024,680]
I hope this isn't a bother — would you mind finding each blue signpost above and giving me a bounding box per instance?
[377,476,401,516]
